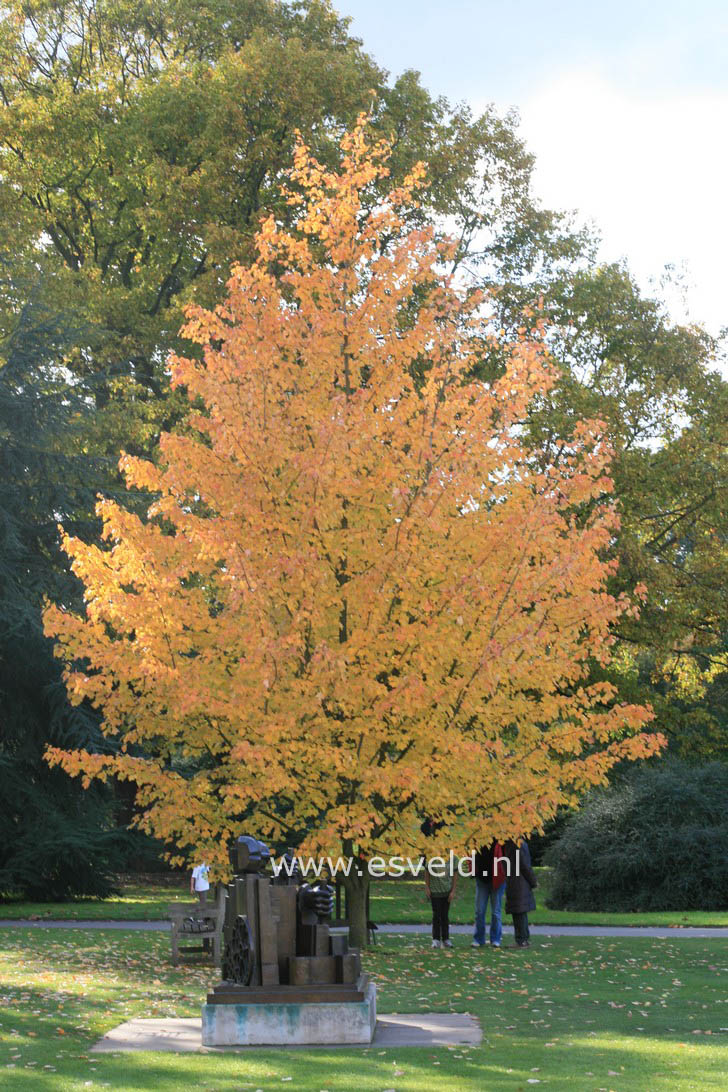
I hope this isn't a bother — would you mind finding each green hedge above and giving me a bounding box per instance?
[545,761,728,911]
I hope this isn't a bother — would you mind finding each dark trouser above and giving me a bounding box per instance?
[197,890,209,948]
[431,894,451,941]
[512,911,530,944]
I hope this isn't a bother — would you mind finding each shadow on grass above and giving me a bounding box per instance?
[4,1034,728,1092]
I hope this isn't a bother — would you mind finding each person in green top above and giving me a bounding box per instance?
[425,853,459,948]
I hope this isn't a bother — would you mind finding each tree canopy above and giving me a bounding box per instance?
[0,0,575,451]
[527,266,728,758]
[46,121,661,942]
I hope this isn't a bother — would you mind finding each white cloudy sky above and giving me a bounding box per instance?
[335,0,728,337]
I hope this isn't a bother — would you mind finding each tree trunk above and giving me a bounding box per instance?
[343,868,370,950]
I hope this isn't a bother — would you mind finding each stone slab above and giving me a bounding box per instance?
[91,1010,481,1052]
[201,982,376,1045]
[93,1018,203,1052]
[374,1012,482,1046]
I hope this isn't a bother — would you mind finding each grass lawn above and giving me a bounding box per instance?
[3,871,727,929]
[0,926,726,1090]
[0,883,192,922]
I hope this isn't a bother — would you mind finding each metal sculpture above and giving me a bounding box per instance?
[223,913,255,986]
[207,834,366,1006]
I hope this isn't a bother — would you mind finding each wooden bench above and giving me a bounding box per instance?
[168,885,226,967]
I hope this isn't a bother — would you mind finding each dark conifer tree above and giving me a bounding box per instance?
[0,265,145,898]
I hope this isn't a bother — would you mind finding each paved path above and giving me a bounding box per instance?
[377,923,728,939]
[1,919,726,938]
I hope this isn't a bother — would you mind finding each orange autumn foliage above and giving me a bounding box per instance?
[45,117,662,880]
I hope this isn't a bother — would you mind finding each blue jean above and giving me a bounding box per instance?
[473,878,504,945]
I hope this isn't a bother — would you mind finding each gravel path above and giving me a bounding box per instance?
[1,919,726,938]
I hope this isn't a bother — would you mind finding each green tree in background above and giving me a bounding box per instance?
[545,760,728,910]
[0,0,578,452]
[526,266,728,759]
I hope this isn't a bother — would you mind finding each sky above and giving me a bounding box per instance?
[334,0,728,338]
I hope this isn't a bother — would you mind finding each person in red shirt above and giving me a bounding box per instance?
[471,840,506,948]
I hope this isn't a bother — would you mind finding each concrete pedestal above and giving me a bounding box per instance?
[201,981,376,1046]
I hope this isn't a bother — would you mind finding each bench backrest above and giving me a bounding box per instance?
[167,885,226,926]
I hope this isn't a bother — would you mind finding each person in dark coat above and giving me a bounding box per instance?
[503,838,538,947]
[472,840,506,948]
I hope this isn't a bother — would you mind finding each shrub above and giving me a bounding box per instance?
[544,760,728,911]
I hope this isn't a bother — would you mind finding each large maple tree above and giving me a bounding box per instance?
[46,119,662,945]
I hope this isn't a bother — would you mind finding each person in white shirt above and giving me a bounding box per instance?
[190,862,211,906]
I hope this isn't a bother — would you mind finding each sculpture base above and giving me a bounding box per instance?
[201,981,376,1046]
[206,971,369,1006]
